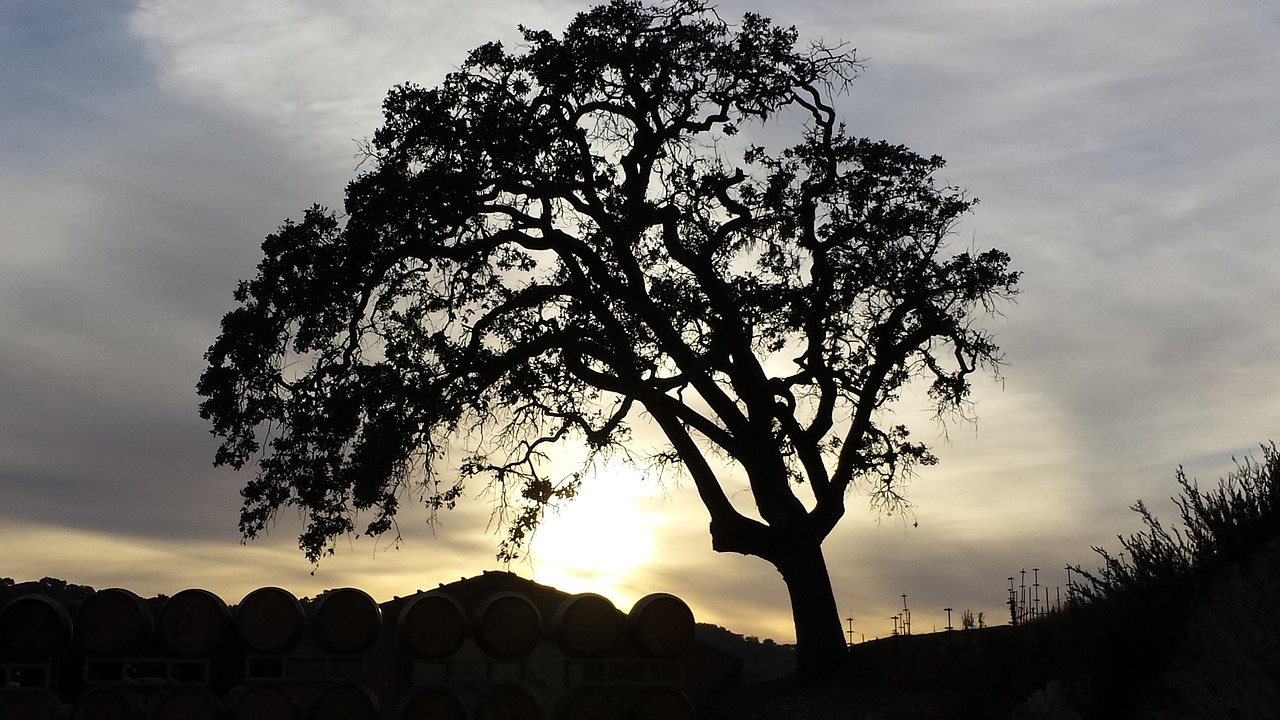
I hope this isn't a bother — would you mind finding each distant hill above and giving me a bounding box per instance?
[0,577,96,606]
[694,623,796,682]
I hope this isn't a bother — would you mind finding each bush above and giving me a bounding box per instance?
[1075,441,1280,603]
[1063,442,1280,714]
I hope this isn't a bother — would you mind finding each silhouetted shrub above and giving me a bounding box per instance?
[1064,442,1280,714]
[1075,442,1280,602]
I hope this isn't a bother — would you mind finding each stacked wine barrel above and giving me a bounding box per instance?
[0,574,704,719]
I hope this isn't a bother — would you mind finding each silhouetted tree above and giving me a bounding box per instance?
[198,0,1018,679]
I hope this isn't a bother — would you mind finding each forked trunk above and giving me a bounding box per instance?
[776,538,850,682]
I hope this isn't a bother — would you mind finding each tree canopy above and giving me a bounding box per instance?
[199,0,1018,677]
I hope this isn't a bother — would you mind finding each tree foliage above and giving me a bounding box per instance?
[197,0,1017,666]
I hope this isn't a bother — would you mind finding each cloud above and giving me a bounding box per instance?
[0,0,155,165]
[0,511,501,604]
[128,0,588,164]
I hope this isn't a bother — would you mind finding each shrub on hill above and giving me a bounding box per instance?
[1061,442,1280,716]
[1075,441,1280,603]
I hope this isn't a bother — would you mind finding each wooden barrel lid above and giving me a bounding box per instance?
[311,684,379,720]
[227,685,301,720]
[0,691,68,720]
[558,689,622,720]
[76,589,152,657]
[629,690,695,720]
[158,589,231,656]
[397,593,467,658]
[477,685,539,720]
[473,592,541,659]
[0,595,73,658]
[70,689,145,720]
[311,588,381,654]
[393,688,468,720]
[552,593,622,658]
[151,689,225,720]
[627,594,694,658]
[233,587,306,653]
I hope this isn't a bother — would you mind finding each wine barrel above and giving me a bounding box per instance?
[393,688,468,720]
[226,685,302,720]
[629,689,695,720]
[0,595,73,658]
[397,592,467,658]
[310,588,381,654]
[158,589,231,656]
[473,592,540,659]
[557,689,622,720]
[0,691,68,720]
[70,688,145,720]
[233,588,306,653]
[477,685,539,720]
[151,689,225,720]
[310,684,379,720]
[627,594,694,658]
[76,589,152,657]
[551,593,622,658]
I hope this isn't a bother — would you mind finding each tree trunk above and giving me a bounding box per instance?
[775,538,850,682]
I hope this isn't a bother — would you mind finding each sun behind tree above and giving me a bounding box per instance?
[527,460,662,604]
[198,0,1018,680]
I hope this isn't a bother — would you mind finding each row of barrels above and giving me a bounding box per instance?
[0,683,695,720]
[0,587,694,660]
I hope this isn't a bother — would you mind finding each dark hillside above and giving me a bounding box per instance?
[705,536,1280,719]
[1027,537,1280,719]
[693,624,796,683]
[708,445,1280,718]
[707,623,1066,720]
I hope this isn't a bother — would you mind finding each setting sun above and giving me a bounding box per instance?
[526,462,664,605]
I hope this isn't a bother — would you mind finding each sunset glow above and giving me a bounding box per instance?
[527,463,664,607]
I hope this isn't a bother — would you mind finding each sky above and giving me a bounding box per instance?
[2,0,1279,643]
